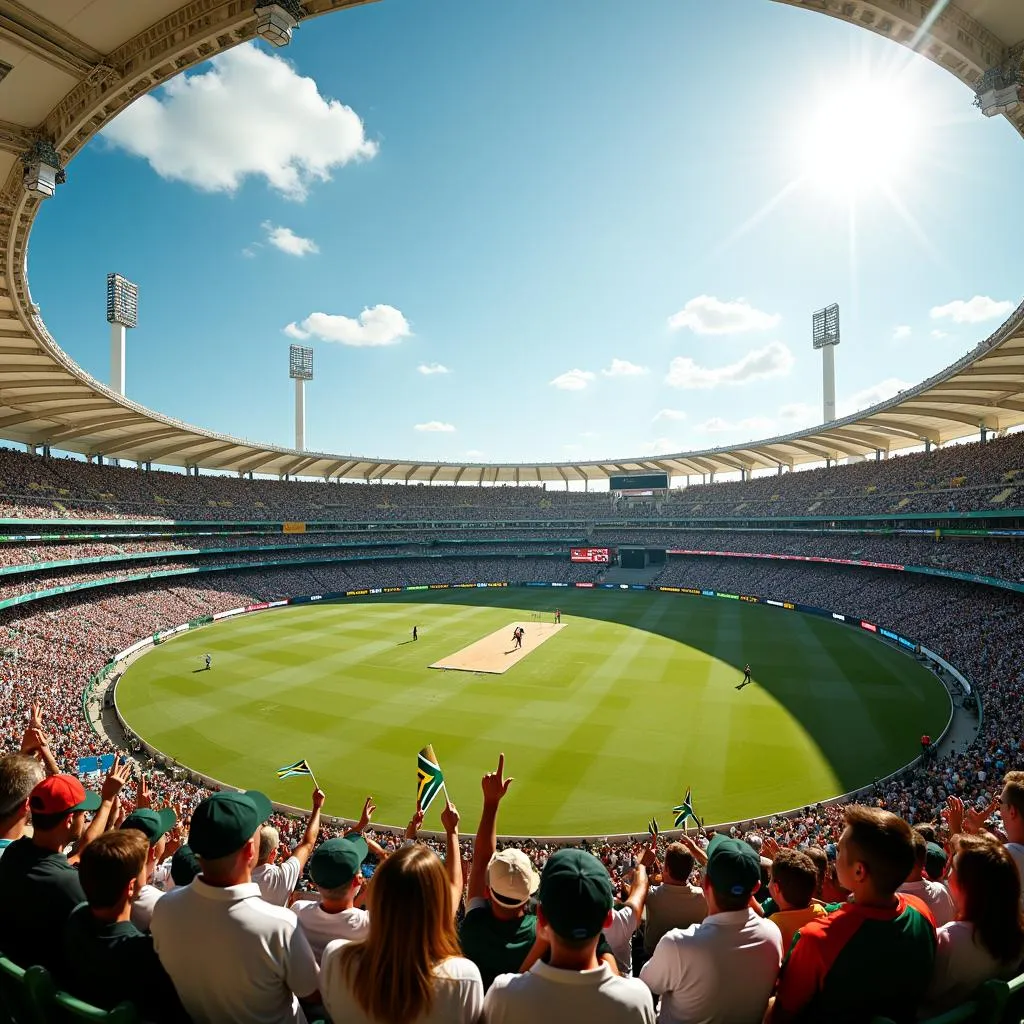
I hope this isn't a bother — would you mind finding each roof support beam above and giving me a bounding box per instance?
[40,414,145,444]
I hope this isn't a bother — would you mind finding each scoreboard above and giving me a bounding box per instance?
[570,547,611,564]
[609,473,668,491]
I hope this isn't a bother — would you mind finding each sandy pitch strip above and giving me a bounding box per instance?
[430,621,567,675]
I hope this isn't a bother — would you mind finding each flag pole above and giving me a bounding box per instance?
[307,762,321,792]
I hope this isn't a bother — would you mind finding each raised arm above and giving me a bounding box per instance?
[467,753,514,901]
[345,796,389,860]
[70,757,130,864]
[623,840,656,918]
[288,789,325,872]
[440,796,464,918]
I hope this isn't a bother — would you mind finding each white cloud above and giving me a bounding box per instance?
[892,325,911,340]
[639,437,683,455]
[601,358,648,377]
[284,305,411,347]
[262,221,318,257]
[549,368,595,391]
[464,449,485,459]
[699,416,777,436]
[931,329,949,339]
[418,363,450,375]
[414,421,455,433]
[930,296,1013,324]
[668,295,781,335]
[839,377,912,416]
[665,342,794,389]
[778,402,818,428]
[103,43,377,200]
[653,409,687,422]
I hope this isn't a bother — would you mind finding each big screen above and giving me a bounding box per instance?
[609,473,668,490]
[570,547,611,563]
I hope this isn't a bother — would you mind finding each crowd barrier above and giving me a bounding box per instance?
[103,578,963,843]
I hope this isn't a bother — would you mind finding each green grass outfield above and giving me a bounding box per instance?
[116,588,950,837]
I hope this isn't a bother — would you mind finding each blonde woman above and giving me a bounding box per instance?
[321,799,483,1024]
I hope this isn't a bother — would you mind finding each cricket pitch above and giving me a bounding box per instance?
[430,621,567,674]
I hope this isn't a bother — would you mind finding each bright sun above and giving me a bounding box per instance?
[797,76,921,196]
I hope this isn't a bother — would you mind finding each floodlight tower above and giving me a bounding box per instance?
[812,303,840,424]
[289,344,313,450]
[106,274,138,396]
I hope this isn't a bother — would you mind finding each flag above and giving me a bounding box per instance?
[416,745,445,813]
[648,818,659,838]
[673,787,698,829]
[276,758,313,780]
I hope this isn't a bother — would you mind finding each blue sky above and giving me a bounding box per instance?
[27,0,1024,468]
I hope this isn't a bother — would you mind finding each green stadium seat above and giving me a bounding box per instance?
[0,958,47,1024]
[22,969,139,1024]
[870,978,1010,1024]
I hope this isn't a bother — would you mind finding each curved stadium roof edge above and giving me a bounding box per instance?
[0,0,1020,484]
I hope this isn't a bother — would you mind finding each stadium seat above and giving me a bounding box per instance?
[871,979,1010,1024]
[0,957,46,1024]
[24,970,138,1024]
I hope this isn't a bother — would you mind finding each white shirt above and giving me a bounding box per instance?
[486,961,654,1023]
[899,878,956,927]
[130,883,163,932]
[292,901,369,963]
[604,905,638,976]
[639,909,783,1024]
[643,884,707,954]
[252,857,303,907]
[321,946,483,1024]
[928,920,1015,1012]
[1007,844,1024,906]
[151,877,319,1024]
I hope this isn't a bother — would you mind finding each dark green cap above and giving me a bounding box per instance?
[170,845,201,887]
[538,848,612,941]
[925,841,948,880]
[122,807,176,845]
[706,834,761,898]
[310,836,368,889]
[188,791,273,860]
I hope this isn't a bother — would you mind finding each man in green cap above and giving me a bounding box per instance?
[150,790,320,1024]
[640,834,783,1023]
[484,848,655,1022]
[292,834,371,962]
[120,801,180,932]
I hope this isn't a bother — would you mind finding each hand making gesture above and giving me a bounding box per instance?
[481,752,514,807]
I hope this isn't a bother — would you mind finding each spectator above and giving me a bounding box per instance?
[320,816,482,1024]
[62,829,187,1023]
[485,848,655,1022]
[1000,771,1024,898]
[642,842,708,958]
[926,835,1024,1013]
[293,835,371,962]
[640,834,783,1023]
[0,753,44,856]
[252,787,325,906]
[899,831,955,926]
[924,842,948,884]
[769,806,936,1023]
[766,848,827,951]
[461,755,541,989]
[603,837,656,976]
[151,790,320,1024]
[121,803,179,931]
[0,768,125,972]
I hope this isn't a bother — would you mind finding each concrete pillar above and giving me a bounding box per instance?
[980,425,988,443]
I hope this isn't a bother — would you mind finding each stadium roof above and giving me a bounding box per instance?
[0,0,1020,484]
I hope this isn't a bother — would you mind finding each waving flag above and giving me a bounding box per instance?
[416,745,446,812]
[673,787,698,829]
[277,758,313,780]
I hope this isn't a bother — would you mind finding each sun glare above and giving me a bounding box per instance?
[796,77,921,196]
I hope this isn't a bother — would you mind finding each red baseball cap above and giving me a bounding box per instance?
[29,775,101,816]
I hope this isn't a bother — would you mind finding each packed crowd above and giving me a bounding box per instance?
[0,551,1023,1021]
[0,430,1022,522]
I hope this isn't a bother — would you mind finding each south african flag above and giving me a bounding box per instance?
[416,745,446,813]
[673,787,698,829]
